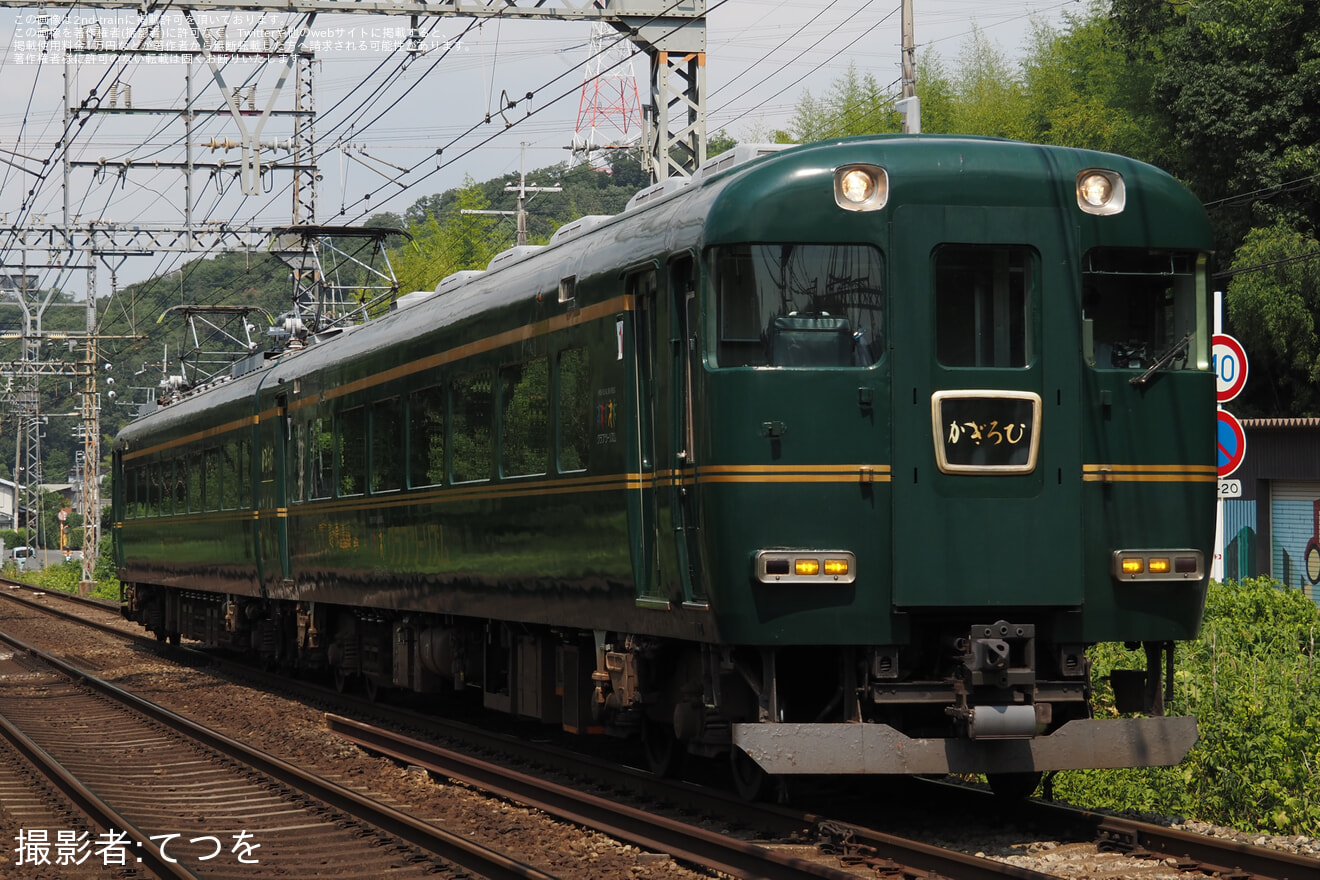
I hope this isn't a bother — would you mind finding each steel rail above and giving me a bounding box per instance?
[329,712,1069,880]
[0,713,201,880]
[0,628,562,880]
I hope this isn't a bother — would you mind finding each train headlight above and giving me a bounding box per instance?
[834,164,888,212]
[1077,169,1126,215]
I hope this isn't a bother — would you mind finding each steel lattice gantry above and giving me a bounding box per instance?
[0,0,708,181]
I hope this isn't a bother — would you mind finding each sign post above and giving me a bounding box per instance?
[1212,330,1249,583]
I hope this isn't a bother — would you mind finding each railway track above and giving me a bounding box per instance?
[0,627,559,880]
[4,582,1315,880]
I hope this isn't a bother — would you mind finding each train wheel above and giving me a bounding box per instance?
[987,771,1042,800]
[729,747,771,802]
[333,667,352,694]
[363,676,381,703]
[641,718,684,779]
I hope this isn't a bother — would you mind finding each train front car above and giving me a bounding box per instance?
[691,137,1214,796]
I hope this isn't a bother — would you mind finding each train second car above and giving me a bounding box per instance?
[115,135,1215,798]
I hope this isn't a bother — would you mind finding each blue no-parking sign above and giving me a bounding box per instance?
[1217,409,1246,478]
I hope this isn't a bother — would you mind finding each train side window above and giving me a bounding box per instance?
[310,418,334,500]
[172,457,187,514]
[156,460,170,517]
[451,372,493,483]
[123,466,137,519]
[187,453,201,513]
[500,359,549,477]
[370,397,403,493]
[709,243,885,367]
[147,462,162,516]
[138,466,149,518]
[291,422,306,503]
[557,348,592,472]
[137,466,148,518]
[935,245,1034,368]
[204,448,221,511]
[338,407,367,497]
[408,385,446,488]
[238,438,253,509]
[1081,249,1206,372]
[221,442,240,510]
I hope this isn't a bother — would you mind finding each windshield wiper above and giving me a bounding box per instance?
[1130,333,1191,387]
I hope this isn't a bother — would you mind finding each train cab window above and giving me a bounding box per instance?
[310,418,334,500]
[500,359,549,477]
[557,348,592,472]
[451,372,493,483]
[1082,249,1207,372]
[935,245,1034,367]
[408,385,446,488]
[370,397,403,493]
[710,243,885,367]
[338,407,367,497]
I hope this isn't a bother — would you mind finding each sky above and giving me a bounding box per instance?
[0,0,1084,296]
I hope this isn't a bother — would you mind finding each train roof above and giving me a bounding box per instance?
[116,134,1212,447]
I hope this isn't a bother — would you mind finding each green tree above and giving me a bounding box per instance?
[1020,5,1153,155]
[939,27,1031,139]
[1057,578,1320,835]
[391,176,500,294]
[1225,221,1320,416]
[787,61,897,141]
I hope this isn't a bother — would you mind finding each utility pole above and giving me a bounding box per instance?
[898,0,920,134]
[462,144,562,247]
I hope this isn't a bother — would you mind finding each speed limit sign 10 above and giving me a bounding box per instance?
[1213,334,1248,403]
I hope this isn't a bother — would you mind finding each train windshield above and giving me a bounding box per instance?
[709,244,885,367]
[1082,249,1208,372]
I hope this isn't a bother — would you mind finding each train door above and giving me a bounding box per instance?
[669,255,707,605]
[889,206,1082,607]
[110,449,124,567]
[255,394,292,597]
[625,268,665,606]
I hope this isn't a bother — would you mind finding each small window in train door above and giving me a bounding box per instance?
[559,275,576,305]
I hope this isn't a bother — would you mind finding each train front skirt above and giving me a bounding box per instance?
[731,717,1197,774]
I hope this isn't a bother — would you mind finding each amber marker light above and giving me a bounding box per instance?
[755,550,856,584]
[1121,557,1145,575]
[1148,557,1172,575]
[823,559,850,577]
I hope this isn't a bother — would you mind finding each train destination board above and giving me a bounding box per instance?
[933,391,1041,474]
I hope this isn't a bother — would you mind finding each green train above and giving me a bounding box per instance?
[115,135,1215,798]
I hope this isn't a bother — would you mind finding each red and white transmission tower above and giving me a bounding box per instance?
[572,22,643,170]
